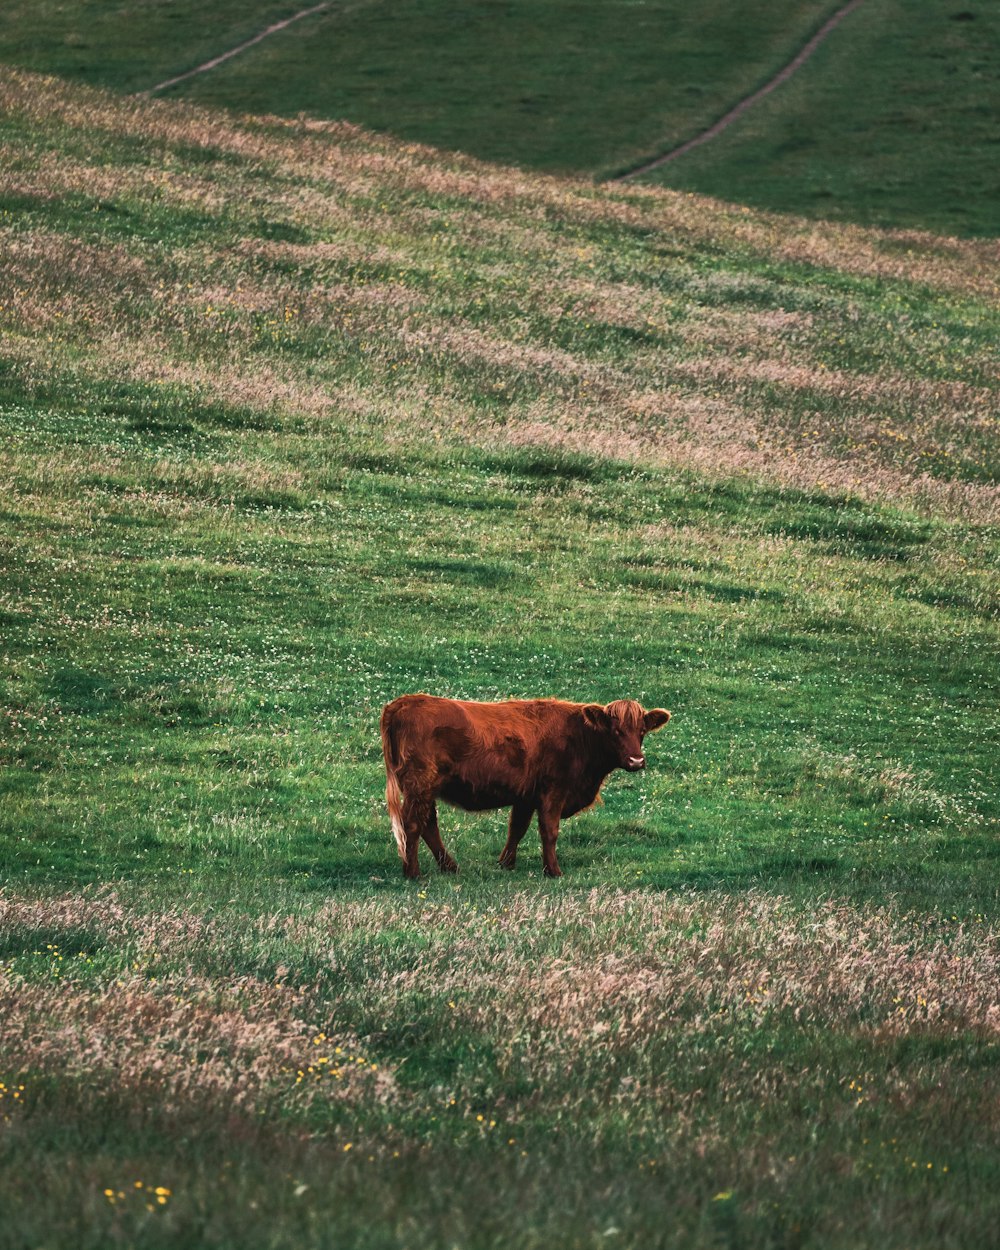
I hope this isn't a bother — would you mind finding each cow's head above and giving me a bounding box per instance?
[582,699,671,771]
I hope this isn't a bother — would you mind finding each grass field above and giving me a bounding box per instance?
[645,0,1000,239]
[2,70,1000,1247]
[1,0,997,237]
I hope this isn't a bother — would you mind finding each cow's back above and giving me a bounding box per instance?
[382,695,579,808]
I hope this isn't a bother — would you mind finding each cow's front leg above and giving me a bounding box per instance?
[537,794,564,878]
[499,800,533,869]
[421,803,458,874]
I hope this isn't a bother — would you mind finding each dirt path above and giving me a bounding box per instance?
[141,3,330,96]
[612,0,866,182]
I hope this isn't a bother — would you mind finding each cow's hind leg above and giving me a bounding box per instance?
[402,788,436,880]
[421,803,458,874]
[499,800,533,869]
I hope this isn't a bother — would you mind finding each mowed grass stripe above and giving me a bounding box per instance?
[3,371,998,905]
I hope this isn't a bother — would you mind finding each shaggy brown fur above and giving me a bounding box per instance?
[380,695,670,878]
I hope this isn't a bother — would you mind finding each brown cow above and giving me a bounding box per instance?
[380,695,671,878]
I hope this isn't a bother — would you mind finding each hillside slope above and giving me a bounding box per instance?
[0,1,842,173]
[643,0,1000,238]
[3,70,998,517]
[1,1,997,237]
[2,72,1000,1250]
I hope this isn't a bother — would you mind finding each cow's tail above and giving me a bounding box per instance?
[380,705,406,860]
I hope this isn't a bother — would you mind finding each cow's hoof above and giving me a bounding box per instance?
[543,866,563,878]
[438,858,458,874]
[498,856,516,870]
[403,867,422,881]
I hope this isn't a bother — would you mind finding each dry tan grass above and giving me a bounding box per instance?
[4,65,997,304]
[1,972,397,1113]
[2,68,999,522]
[502,412,1000,525]
[3,888,998,1128]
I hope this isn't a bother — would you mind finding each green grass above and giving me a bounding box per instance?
[0,0,310,93]
[4,887,1000,1248]
[1,71,1000,1248]
[3,385,999,912]
[1,0,997,236]
[644,0,1000,238]
[0,1,833,175]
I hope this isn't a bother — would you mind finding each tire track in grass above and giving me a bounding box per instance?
[611,0,867,182]
[140,3,330,97]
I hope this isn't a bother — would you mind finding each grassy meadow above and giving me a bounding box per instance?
[1,0,997,237]
[2,69,1000,1247]
[646,0,1000,239]
[0,1,839,175]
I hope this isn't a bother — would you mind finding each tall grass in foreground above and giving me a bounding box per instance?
[1,72,999,1248]
[3,887,1000,1248]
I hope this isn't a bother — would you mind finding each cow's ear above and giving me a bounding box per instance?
[582,703,611,730]
[643,708,671,732]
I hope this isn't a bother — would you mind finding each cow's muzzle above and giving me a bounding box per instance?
[626,756,646,771]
